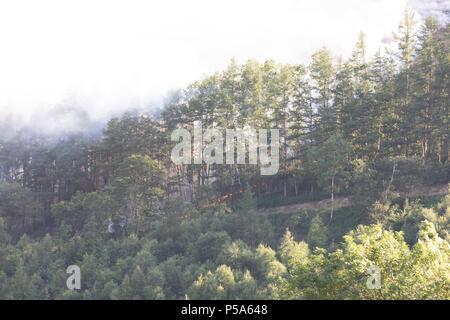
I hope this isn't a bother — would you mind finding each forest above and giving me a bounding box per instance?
[0,10,449,299]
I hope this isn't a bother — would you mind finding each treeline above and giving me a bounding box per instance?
[160,14,449,201]
[1,13,449,201]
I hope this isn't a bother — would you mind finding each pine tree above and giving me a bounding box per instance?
[310,48,336,143]
[412,17,440,160]
[307,215,328,249]
[395,7,418,156]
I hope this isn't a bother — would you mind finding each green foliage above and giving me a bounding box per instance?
[307,215,328,249]
[111,154,165,218]
[189,231,231,263]
[0,217,9,245]
[350,159,380,205]
[279,229,309,268]
[282,222,449,299]
[0,187,449,300]
[220,187,275,247]
[51,191,113,236]
[0,182,42,239]
[188,265,260,299]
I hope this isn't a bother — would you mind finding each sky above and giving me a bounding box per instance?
[0,0,448,129]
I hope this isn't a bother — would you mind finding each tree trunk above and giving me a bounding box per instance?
[440,135,448,164]
[329,175,335,223]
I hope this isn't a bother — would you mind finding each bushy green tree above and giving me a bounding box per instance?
[279,229,309,268]
[307,134,352,222]
[282,222,449,299]
[307,215,328,249]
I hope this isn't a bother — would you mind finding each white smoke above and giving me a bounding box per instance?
[0,0,447,134]
[409,0,450,24]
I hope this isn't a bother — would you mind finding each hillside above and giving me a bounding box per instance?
[262,184,449,215]
[0,9,449,300]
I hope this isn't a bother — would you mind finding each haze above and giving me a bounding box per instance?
[0,0,448,126]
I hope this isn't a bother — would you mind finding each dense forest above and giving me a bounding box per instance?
[0,10,449,299]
